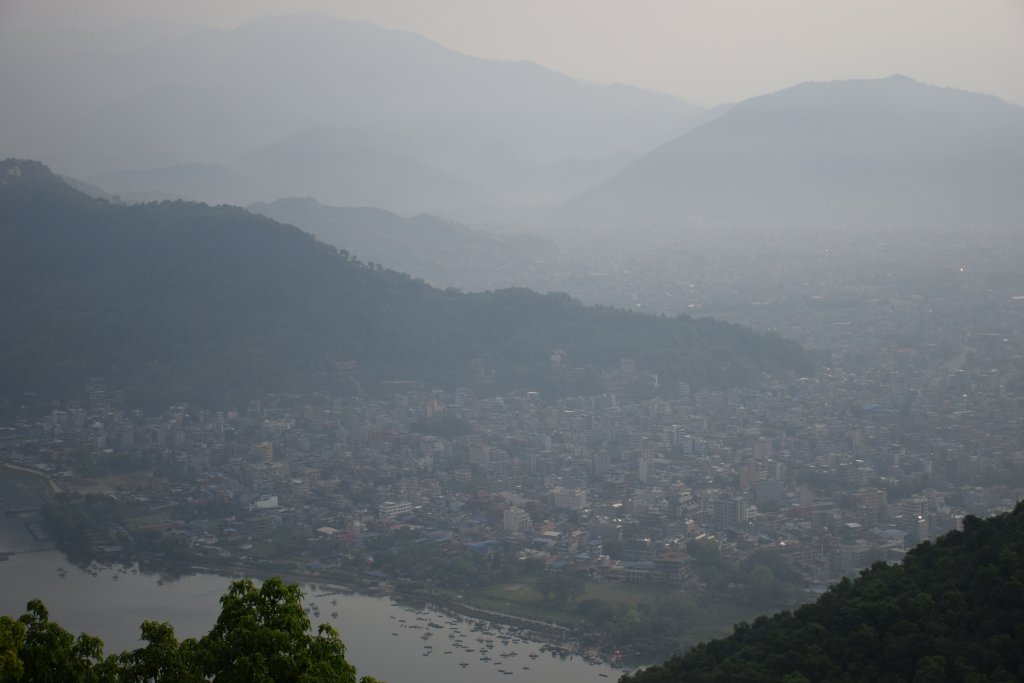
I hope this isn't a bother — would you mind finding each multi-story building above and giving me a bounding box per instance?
[378,500,413,520]
[503,506,532,533]
[552,487,587,511]
[712,495,748,529]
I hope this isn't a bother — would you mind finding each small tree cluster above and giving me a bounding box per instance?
[0,578,381,683]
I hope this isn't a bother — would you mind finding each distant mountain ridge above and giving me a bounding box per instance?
[91,162,257,205]
[556,76,1024,229]
[249,197,554,291]
[91,128,493,212]
[234,127,497,212]
[0,13,703,211]
[0,160,810,407]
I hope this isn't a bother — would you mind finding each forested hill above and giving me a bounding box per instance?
[248,196,551,291]
[0,159,809,407]
[622,502,1024,683]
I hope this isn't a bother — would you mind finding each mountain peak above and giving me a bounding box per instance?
[555,77,1024,229]
[4,12,702,206]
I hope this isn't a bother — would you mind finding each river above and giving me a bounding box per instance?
[0,471,624,683]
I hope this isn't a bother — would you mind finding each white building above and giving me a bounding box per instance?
[379,500,413,520]
[503,506,532,533]
[552,487,587,511]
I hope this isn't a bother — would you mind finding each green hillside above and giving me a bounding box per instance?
[622,502,1024,683]
[0,159,809,407]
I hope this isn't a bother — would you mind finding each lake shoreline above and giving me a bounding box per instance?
[1,547,623,683]
[1,468,639,670]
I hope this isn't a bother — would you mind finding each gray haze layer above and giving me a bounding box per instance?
[0,13,702,214]
[556,76,1024,230]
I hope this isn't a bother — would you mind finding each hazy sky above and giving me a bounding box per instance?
[3,0,1023,107]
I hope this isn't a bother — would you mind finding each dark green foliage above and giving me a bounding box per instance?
[621,502,1024,683]
[0,577,380,682]
[0,600,112,682]
[576,598,616,625]
[114,621,206,683]
[359,527,527,588]
[196,578,359,683]
[598,595,702,659]
[535,573,586,606]
[0,159,810,408]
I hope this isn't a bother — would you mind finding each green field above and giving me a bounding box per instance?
[462,578,787,647]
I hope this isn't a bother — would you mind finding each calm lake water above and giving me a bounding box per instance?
[0,471,624,683]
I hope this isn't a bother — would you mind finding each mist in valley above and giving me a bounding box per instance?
[2,3,1024,681]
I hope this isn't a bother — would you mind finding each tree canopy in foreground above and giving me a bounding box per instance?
[0,577,381,683]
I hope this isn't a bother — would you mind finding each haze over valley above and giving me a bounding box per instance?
[2,3,1024,682]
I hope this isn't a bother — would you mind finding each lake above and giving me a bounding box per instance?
[0,471,624,683]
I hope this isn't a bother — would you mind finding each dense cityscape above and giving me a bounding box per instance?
[5,199,1024,667]
[2,4,1023,681]
[4,267,1022,660]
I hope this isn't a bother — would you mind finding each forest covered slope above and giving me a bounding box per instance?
[0,159,809,407]
[622,502,1024,683]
